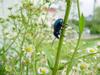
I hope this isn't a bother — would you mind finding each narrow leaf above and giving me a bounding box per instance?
[44,49,54,70]
[79,14,85,34]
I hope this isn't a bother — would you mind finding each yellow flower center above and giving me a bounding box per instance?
[89,49,95,53]
[41,69,46,74]
[80,63,87,70]
[25,47,32,52]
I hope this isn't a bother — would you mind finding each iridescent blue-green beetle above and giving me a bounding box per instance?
[53,18,63,39]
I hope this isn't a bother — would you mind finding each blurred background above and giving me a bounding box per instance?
[0,1,100,75]
[0,0,100,39]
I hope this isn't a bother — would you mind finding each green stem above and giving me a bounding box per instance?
[19,8,28,75]
[2,27,6,66]
[52,0,72,75]
[66,0,81,75]
[61,51,100,68]
[20,33,26,75]
[33,37,45,75]
[77,0,80,19]
[33,49,37,75]
[0,30,20,55]
[81,70,85,75]
[26,64,29,75]
[66,36,81,75]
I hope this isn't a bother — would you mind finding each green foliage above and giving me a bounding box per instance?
[79,14,85,34]
[94,7,100,21]
[0,1,100,75]
[71,19,100,34]
[86,20,100,34]
[0,64,6,75]
[44,49,54,70]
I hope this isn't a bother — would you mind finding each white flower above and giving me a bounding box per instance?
[86,48,97,53]
[96,42,100,47]
[37,67,49,74]
[23,45,35,53]
[79,62,88,70]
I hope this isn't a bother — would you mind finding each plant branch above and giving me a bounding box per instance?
[52,0,72,75]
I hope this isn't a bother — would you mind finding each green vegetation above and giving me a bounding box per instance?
[71,6,100,34]
[0,0,100,75]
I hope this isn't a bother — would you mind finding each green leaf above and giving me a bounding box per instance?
[44,49,54,70]
[79,14,85,34]
[58,63,66,70]
[0,64,6,75]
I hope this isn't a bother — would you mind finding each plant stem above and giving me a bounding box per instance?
[2,27,6,66]
[77,0,80,19]
[66,0,82,75]
[66,36,81,75]
[19,33,26,75]
[26,64,29,75]
[52,0,72,75]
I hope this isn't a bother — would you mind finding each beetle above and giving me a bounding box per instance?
[53,18,63,39]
